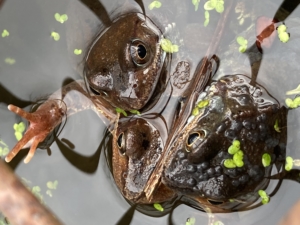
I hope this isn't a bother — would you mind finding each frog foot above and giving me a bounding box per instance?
[5,99,67,163]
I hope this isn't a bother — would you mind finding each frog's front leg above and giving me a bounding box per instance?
[6,80,116,163]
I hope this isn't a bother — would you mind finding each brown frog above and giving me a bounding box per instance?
[161,74,287,210]
[85,13,166,111]
[4,12,167,163]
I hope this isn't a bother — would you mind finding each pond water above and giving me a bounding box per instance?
[1,0,300,224]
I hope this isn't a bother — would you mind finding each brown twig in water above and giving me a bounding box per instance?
[0,160,63,225]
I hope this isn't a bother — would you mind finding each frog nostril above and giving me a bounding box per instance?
[117,132,126,155]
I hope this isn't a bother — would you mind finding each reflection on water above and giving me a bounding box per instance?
[1,0,300,224]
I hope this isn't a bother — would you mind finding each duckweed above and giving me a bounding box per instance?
[148,1,162,10]
[54,13,68,23]
[258,190,269,204]
[204,0,224,13]
[277,24,289,43]
[51,32,60,41]
[224,159,236,168]
[4,57,15,65]
[286,96,300,108]
[213,221,224,225]
[192,0,200,11]
[161,38,179,53]
[285,156,293,171]
[115,107,127,116]
[0,139,9,157]
[197,100,209,108]
[262,153,271,167]
[129,109,141,115]
[286,84,300,95]
[73,49,82,55]
[186,217,196,225]
[192,107,199,116]
[274,119,280,132]
[13,122,25,141]
[204,10,210,27]
[228,145,239,155]
[237,36,248,53]
[153,203,164,212]
[47,180,58,190]
[1,29,9,38]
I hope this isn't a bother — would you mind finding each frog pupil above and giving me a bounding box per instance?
[117,133,125,155]
[187,133,200,146]
[137,44,146,59]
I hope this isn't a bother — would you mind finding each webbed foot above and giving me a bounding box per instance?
[6,100,66,163]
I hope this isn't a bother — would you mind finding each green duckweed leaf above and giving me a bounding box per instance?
[192,107,199,116]
[205,10,210,19]
[115,107,127,116]
[224,159,236,168]
[197,100,209,108]
[262,153,271,167]
[192,0,200,11]
[277,24,287,34]
[186,217,196,225]
[204,18,210,27]
[285,156,293,171]
[74,49,82,55]
[161,38,179,53]
[232,140,240,148]
[129,110,141,115]
[278,32,289,43]
[215,1,224,13]
[213,221,224,225]
[54,13,68,23]
[294,96,300,106]
[239,45,247,53]
[1,29,9,38]
[46,190,53,197]
[14,132,22,141]
[51,32,60,41]
[258,190,269,204]
[47,180,58,190]
[286,84,300,95]
[274,119,280,132]
[204,1,214,10]
[4,58,16,65]
[228,145,239,155]
[148,1,162,10]
[153,203,164,212]
[237,36,247,45]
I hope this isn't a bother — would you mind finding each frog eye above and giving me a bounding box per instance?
[186,130,206,152]
[130,40,151,66]
[117,132,126,155]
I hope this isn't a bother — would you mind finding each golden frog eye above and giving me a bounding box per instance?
[130,40,151,66]
[117,132,126,155]
[186,130,207,152]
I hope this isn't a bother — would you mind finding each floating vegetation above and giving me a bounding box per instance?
[129,109,141,115]
[192,0,200,11]
[277,24,290,43]
[236,36,248,53]
[160,38,179,53]
[148,1,162,10]
[285,156,293,171]
[51,32,60,41]
[153,203,164,212]
[46,180,58,197]
[204,0,225,13]
[115,107,127,117]
[1,29,9,38]
[13,122,25,141]
[204,10,210,27]
[0,139,9,158]
[54,13,68,24]
[4,58,15,65]
[258,190,269,204]
[262,153,271,167]
[274,119,280,133]
[285,96,300,109]
[73,49,82,55]
[224,140,244,168]
[186,217,196,225]
[286,84,300,95]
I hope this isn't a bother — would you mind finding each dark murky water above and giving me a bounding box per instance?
[1,0,300,224]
